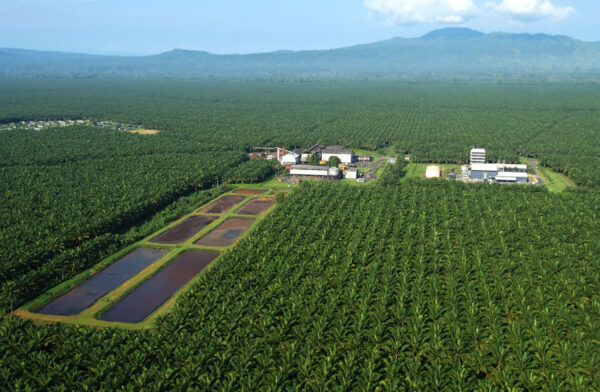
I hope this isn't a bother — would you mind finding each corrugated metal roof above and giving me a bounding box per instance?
[290,165,328,171]
[471,163,498,171]
[323,146,354,154]
[498,164,527,170]
[496,171,528,178]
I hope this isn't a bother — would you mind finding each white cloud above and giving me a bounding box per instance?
[486,0,573,20]
[365,0,574,24]
[364,0,478,24]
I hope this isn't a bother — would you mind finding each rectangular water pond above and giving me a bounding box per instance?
[38,248,168,316]
[233,189,266,195]
[199,195,245,214]
[235,198,275,215]
[100,251,219,323]
[150,215,216,244]
[195,217,255,247]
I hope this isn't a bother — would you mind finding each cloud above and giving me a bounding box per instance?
[486,0,573,21]
[365,0,574,24]
[364,0,478,24]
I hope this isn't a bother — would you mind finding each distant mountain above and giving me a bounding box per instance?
[421,27,485,40]
[1,28,599,79]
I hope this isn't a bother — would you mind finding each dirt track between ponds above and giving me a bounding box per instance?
[195,217,255,247]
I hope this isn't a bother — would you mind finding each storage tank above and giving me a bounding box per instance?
[328,167,341,178]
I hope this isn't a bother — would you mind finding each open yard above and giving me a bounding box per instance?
[125,129,160,135]
[520,157,575,192]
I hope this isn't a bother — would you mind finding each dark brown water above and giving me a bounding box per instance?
[233,189,266,195]
[195,217,255,247]
[38,248,168,316]
[199,195,245,214]
[149,215,216,244]
[236,198,275,215]
[100,251,219,323]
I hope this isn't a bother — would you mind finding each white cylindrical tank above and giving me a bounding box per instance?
[328,167,340,177]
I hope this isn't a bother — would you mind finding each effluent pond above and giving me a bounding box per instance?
[236,198,275,215]
[232,189,266,195]
[150,215,216,244]
[199,195,244,214]
[100,251,219,323]
[195,217,255,247]
[38,248,168,316]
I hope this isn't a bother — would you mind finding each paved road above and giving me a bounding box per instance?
[365,157,396,180]
[527,160,544,185]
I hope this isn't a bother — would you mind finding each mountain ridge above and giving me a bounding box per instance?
[1,28,599,79]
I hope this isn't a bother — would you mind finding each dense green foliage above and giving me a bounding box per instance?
[1,79,600,389]
[223,159,279,184]
[328,156,341,167]
[2,79,600,309]
[2,181,599,390]
[2,79,599,188]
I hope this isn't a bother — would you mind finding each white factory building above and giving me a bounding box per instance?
[496,171,529,183]
[344,168,358,179]
[321,146,355,164]
[280,152,300,165]
[469,148,528,183]
[289,165,340,178]
[470,163,528,183]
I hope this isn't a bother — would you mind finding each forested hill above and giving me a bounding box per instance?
[2,28,600,79]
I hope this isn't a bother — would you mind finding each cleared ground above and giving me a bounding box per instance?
[125,129,160,135]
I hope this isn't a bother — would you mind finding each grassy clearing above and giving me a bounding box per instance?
[400,163,462,181]
[535,166,574,193]
[258,177,300,189]
[401,163,427,180]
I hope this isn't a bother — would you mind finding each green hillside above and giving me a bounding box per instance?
[2,28,600,79]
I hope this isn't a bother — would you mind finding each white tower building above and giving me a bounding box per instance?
[470,148,486,164]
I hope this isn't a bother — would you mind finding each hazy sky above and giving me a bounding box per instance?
[1,0,597,55]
